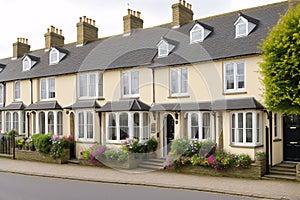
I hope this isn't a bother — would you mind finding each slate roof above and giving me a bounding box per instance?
[65,100,101,109]
[1,102,26,111]
[99,99,151,112]
[25,101,63,110]
[150,97,264,111]
[0,2,288,82]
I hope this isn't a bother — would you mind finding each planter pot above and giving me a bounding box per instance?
[255,156,265,161]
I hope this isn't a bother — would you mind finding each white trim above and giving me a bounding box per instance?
[49,48,59,65]
[234,16,249,38]
[78,72,103,99]
[106,111,150,144]
[157,40,169,58]
[121,70,140,98]
[223,60,246,94]
[190,24,205,44]
[170,67,188,96]
[14,81,21,101]
[230,111,262,147]
[75,110,95,142]
[40,77,56,101]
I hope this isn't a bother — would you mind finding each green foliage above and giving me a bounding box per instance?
[146,137,158,152]
[50,136,72,159]
[34,134,52,153]
[7,130,18,138]
[260,4,300,114]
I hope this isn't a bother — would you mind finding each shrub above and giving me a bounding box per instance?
[34,134,52,153]
[50,135,72,159]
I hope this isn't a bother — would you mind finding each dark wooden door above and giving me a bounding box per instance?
[283,115,300,161]
[166,114,175,153]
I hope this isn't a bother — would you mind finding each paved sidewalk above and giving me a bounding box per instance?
[0,158,299,200]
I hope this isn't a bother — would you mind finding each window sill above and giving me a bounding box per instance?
[273,138,282,142]
[230,144,263,148]
[223,91,247,95]
[78,97,105,100]
[168,95,190,99]
[120,96,140,100]
[76,140,96,144]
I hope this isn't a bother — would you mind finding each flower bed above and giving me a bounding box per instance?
[164,138,266,179]
[79,138,158,169]
[15,134,72,164]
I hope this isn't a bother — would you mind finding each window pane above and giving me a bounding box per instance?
[202,113,210,139]
[119,113,129,140]
[39,112,45,133]
[225,63,234,90]
[0,85,3,104]
[13,112,19,132]
[41,79,47,99]
[48,112,54,134]
[98,73,103,97]
[78,112,84,139]
[159,43,168,56]
[108,114,116,140]
[246,113,253,143]
[237,63,245,89]
[131,71,139,95]
[122,72,129,96]
[87,112,93,139]
[257,113,260,143]
[171,69,178,94]
[181,68,188,94]
[133,113,140,140]
[15,82,20,100]
[57,112,63,136]
[49,78,55,98]
[89,74,96,97]
[231,114,235,142]
[191,29,202,42]
[6,113,11,132]
[0,112,2,131]
[191,113,199,139]
[142,113,149,140]
[274,113,278,138]
[237,22,247,36]
[237,113,243,143]
[79,75,87,97]
[50,51,58,63]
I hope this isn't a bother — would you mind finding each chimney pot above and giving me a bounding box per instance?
[26,39,28,44]
[183,0,186,6]
[79,17,82,22]
[59,29,62,35]
[137,11,141,18]
[83,16,87,22]
[93,20,96,26]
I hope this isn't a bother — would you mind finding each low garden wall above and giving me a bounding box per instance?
[15,149,70,164]
[175,160,266,179]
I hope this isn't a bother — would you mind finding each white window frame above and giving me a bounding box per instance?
[190,24,204,43]
[122,71,139,98]
[14,81,21,101]
[106,112,150,144]
[158,40,169,57]
[187,112,212,140]
[170,67,188,96]
[235,17,248,38]
[4,111,24,135]
[22,57,31,71]
[75,110,95,142]
[49,48,59,65]
[78,72,103,99]
[35,110,62,135]
[231,111,262,147]
[0,84,4,105]
[40,77,55,100]
[224,61,246,93]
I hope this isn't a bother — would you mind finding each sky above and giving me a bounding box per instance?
[0,0,285,58]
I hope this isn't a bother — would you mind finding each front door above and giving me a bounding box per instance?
[164,114,174,156]
[283,115,300,161]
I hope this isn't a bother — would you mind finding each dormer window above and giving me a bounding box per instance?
[190,24,204,43]
[157,37,177,58]
[0,64,6,73]
[23,57,30,71]
[22,55,39,71]
[235,17,248,37]
[49,47,68,65]
[234,13,259,38]
[158,40,169,57]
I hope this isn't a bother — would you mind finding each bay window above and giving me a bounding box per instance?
[231,111,262,146]
[187,112,211,140]
[106,112,150,143]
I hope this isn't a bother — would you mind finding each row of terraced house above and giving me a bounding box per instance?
[0,0,299,165]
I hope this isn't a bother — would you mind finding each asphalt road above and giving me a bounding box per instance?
[0,172,255,200]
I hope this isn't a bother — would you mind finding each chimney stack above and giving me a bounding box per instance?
[77,16,98,46]
[172,0,193,27]
[13,38,30,59]
[44,25,65,50]
[123,9,143,33]
[289,0,300,9]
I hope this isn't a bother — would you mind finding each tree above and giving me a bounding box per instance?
[260,4,300,114]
